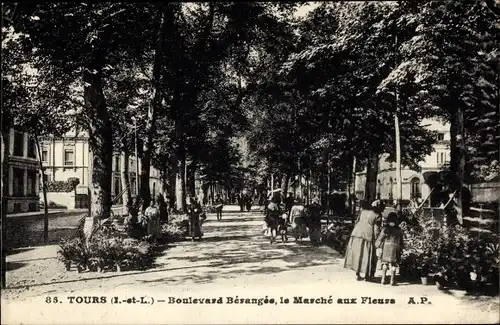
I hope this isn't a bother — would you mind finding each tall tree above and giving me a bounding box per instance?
[12,3,160,223]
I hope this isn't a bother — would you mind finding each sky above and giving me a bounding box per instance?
[293,2,321,18]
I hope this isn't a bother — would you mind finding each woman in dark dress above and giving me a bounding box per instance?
[344,200,384,281]
[187,196,203,240]
[214,195,224,221]
[266,194,281,244]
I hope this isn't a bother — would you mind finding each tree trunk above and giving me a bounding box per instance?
[281,173,290,197]
[1,130,10,289]
[84,49,113,222]
[187,157,197,198]
[347,154,355,217]
[140,6,169,210]
[450,105,465,224]
[175,159,186,211]
[168,153,178,209]
[181,148,187,208]
[120,145,132,216]
[364,151,379,204]
[34,135,49,243]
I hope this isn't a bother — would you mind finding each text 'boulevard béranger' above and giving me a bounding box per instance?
[167,296,398,305]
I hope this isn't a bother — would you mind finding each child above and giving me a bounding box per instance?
[214,195,224,221]
[375,212,404,285]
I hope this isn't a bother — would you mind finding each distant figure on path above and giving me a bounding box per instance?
[344,200,384,281]
[266,194,282,244]
[215,194,224,221]
[306,197,322,245]
[245,194,252,211]
[238,193,245,212]
[290,198,308,242]
[187,196,203,240]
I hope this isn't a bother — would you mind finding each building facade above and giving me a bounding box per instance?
[1,128,40,213]
[355,118,451,203]
[39,129,161,207]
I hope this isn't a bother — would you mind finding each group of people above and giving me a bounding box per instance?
[264,193,323,244]
[236,193,253,212]
[343,200,404,286]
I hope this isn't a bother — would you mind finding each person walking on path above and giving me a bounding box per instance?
[187,196,203,241]
[306,197,322,245]
[238,193,246,212]
[375,212,404,286]
[215,194,224,221]
[266,194,281,244]
[290,198,308,242]
[344,200,385,281]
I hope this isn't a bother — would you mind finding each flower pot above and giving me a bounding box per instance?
[115,263,122,273]
[421,277,428,285]
[64,261,71,271]
[436,282,444,290]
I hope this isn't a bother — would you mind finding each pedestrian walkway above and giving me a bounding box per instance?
[2,208,499,324]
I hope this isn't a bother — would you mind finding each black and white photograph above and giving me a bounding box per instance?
[1,1,499,324]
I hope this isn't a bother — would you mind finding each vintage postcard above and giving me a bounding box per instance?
[1,1,499,324]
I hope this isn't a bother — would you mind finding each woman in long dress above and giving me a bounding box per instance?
[187,196,203,240]
[266,194,282,244]
[344,200,384,281]
[290,198,308,242]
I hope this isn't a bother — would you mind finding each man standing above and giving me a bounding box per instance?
[215,194,224,221]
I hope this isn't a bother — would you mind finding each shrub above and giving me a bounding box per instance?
[46,179,80,192]
[160,213,189,243]
[321,221,353,256]
[400,216,499,292]
[58,224,157,272]
[124,213,147,239]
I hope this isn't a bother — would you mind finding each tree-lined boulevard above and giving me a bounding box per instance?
[2,207,499,324]
[2,2,499,324]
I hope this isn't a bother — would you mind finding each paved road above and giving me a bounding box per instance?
[2,207,499,324]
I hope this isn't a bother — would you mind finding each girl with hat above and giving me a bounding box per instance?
[375,212,404,285]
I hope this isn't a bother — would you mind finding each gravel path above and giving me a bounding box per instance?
[2,207,499,324]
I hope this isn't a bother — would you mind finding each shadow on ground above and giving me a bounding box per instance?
[6,262,27,272]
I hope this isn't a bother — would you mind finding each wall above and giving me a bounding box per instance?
[4,128,40,214]
[355,118,450,202]
[471,182,500,203]
[45,192,75,209]
[39,130,161,204]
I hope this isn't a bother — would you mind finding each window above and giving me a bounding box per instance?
[13,131,24,156]
[114,178,120,196]
[28,138,36,158]
[410,178,421,198]
[389,178,394,200]
[13,168,24,196]
[42,149,48,162]
[437,152,446,164]
[27,170,37,196]
[115,156,120,171]
[64,149,74,166]
[437,133,445,141]
[131,178,136,196]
